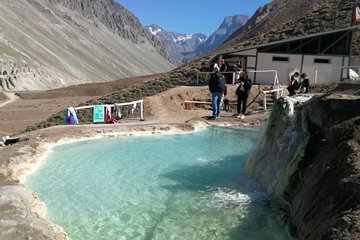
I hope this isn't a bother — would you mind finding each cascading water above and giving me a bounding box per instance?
[245,95,313,196]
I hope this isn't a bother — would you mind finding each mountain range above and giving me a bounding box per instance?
[145,15,249,65]
[0,0,357,92]
[145,24,207,65]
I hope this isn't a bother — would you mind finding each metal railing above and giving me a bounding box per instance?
[262,88,284,111]
[314,66,360,85]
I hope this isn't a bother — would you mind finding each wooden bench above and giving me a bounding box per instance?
[184,101,212,110]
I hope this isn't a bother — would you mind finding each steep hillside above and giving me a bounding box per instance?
[224,0,332,48]
[0,0,174,91]
[195,15,249,56]
[194,0,355,68]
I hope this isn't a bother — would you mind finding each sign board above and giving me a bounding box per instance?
[93,105,104,123]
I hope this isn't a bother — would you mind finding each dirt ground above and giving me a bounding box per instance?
[0,78,269,136]
[0,79,270,240]
[0,74,157,136]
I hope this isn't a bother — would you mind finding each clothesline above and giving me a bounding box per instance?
[74,100,143,110]
[65,99,144,124]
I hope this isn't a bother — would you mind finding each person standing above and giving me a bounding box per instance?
[220,58,229,84]
[236,70,252,119]
[208,64,227,119]
[220,58,228,72]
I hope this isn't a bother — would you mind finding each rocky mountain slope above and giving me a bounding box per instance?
[220,0,360,56]
[194,15,249,56]
[223,0,332,48]
[192,0,356,69]
[145,24,207,65]
[0,0,174,91]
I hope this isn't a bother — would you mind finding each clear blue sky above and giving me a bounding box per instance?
[115,0,272,36]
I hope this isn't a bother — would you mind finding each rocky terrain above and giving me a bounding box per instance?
[221,0,355,53]
[284,85,360,239]
[0,0,174,91]
[224,0,333,48]
[194,15,249,57]
[244,82,360,239]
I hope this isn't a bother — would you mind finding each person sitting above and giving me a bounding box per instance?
[287,71,300,96]
[299,73,310,93]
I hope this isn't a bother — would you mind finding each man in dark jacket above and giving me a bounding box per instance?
[208,64,227,119]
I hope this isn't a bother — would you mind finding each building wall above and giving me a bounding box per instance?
[255,53,346,85]
[256,53,302,85]
[302,56,344,85]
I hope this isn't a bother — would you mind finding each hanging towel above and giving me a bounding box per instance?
[115,105,122,119]
[131,102,137,114]
[66,107,79,125]
[93,105,105,123]
[105,105,112,123]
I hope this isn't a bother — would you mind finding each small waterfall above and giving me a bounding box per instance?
[245,95,312,197]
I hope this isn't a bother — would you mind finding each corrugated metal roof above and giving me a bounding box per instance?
[217,25,359,57]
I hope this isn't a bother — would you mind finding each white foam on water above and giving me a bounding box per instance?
[212,187,252,208]
[283,95,313,116]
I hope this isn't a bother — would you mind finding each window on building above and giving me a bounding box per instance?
[314,58,331,64]
[272,56,289,62]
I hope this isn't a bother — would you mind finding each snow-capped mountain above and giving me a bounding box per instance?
[145,24,207,64]
[145,15,248,64]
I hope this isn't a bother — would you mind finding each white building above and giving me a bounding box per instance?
[211,26,358,85]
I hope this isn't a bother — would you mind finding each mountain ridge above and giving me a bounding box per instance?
[195,15,249,55]
[145,24,207,64]
[146,15,249,65]
[0,0,174,91]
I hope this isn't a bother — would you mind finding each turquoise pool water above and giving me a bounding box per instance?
[26,127,290,240]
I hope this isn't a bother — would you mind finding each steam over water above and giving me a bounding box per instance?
[26,127,290,240]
